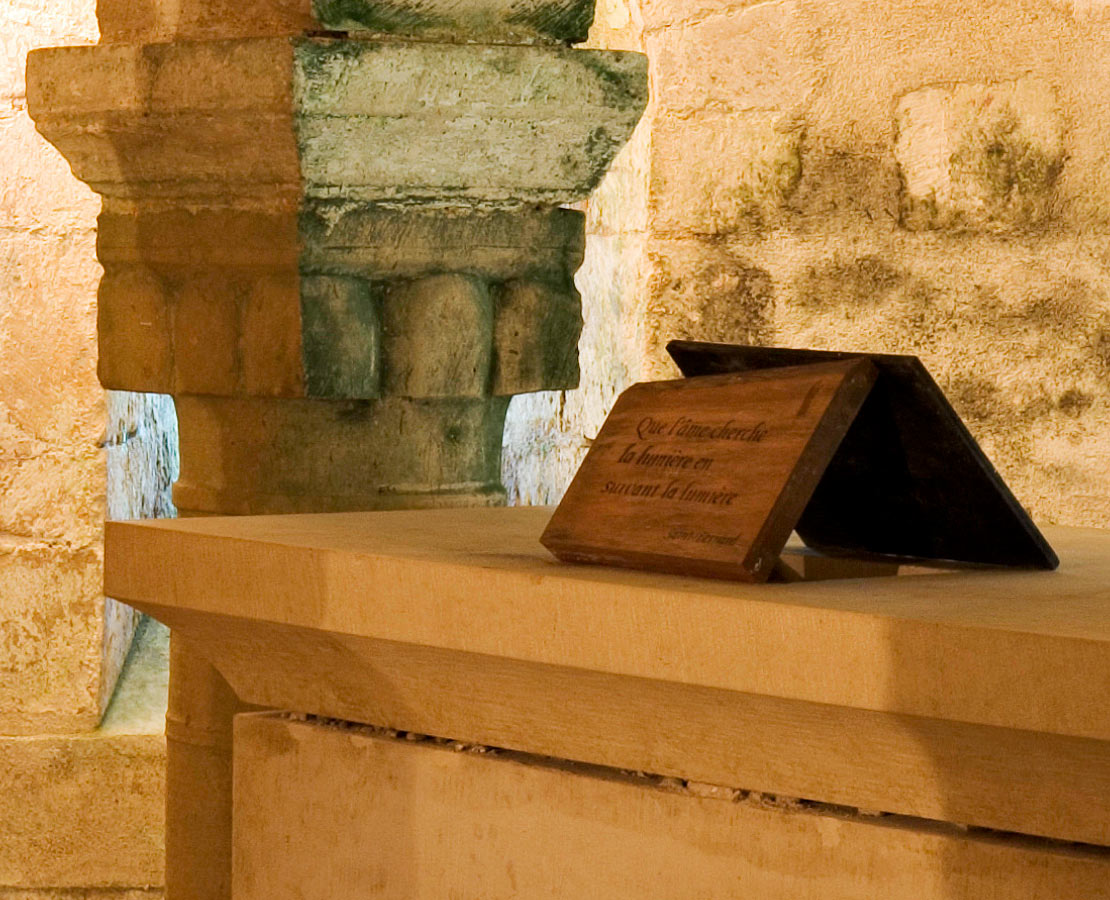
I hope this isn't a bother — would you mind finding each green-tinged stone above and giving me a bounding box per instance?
[292,40,647,203]
[301,275,383,399]
[299,202,585,283]
[314,0,593,42]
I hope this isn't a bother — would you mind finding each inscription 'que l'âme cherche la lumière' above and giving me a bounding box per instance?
[601,415,770,507]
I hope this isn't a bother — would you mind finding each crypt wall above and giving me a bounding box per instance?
[1,1,176,895]
[4,0,1110,894]
[505,0,1110,533]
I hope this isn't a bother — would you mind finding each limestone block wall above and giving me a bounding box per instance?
[506,0,1110,530]
[1,1,176,895]
[2,0,176,735]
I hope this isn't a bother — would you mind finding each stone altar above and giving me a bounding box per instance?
[105,506,1110,898]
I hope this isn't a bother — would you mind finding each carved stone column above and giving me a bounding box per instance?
[27,4,645,898]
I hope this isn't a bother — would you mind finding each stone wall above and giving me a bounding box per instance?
[505,0,1110,530]
[1,1,175,896]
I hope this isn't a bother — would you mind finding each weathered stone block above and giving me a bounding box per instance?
[243,273,306,397]
[643,239,773,376]
[0,617,167,887]
[97,201,299,271]
[647,0,814,117]
[651,111,803,234]
[31,38,644,202]
[314,0,594,42]
[173,395,509,514]
[95,0,315,42]
[895,79,1066,232]
[300,203,585,283]
[293,41,647,204]
[383,275,492,399]
[0,544,103,734]
[97,266,173,394]
[94,0,599,42]
[27,40,300,200]
[172,275,241,396]
[785,135,902,232]
[493,280,582,395]
[300,275,381,400]
[0,452,104,549]
[0,231,104,451]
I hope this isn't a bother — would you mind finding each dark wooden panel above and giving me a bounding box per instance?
[667,341,1058,570]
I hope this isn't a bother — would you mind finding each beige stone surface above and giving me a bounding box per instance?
[233,714,1110,900]
[26,39,301,201]
[506,0,1110,528]
[294,41,648,204]
[0,545,103,733]
[0,891,161,900]
[95,0,314,42]
[383,275,492,399]
[2,0,177,747]
[0,618,167,890]
[1,0,122,733]
[172,395,509,515]
[895,78,1066,231]
[651,110,803,235]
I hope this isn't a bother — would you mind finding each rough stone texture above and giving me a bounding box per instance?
[383,275,493,399]
[104,391,178,526]
[293,41,647,204]
[173,395,510,514]
[300,204,585,282]
[314,0,596,43]
[0,617,168,891]
[28,35,630,405]
[651,110,803,235]
[1,3,175,895]
[492,280,582,395]
[1,0,175,735]
[0,892,161,900]
[26,40,302,201]
[93,0,593,43]
[95,0,315,42]
[0,546,103,734]
[504,0,1110,529]
[0,621,166,892]
[301,276,382,400]
[896,79,1066,232]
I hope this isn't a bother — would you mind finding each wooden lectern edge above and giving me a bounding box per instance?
[542,358,880,583]
[741,358,877,579]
